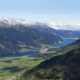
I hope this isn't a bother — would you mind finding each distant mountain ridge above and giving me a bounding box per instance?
[0,18,80,38]
[48,22,80,38]
[55,30,80,38]
[0,18,80,31]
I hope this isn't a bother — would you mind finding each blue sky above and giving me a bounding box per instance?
[0,0,80,22]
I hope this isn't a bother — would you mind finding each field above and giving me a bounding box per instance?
[0,47,59,80]
[0,56,44,80]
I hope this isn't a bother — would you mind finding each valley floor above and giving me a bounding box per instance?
[0,47,59,80]
[0,56,43,80]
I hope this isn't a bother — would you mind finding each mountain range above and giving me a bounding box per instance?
[0,18,80,38]
[0,19,80,57]
[48,22,80,38]
[0,20,63,57]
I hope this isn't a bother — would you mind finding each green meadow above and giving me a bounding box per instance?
[0,56,43,80]
[0,47,59,80]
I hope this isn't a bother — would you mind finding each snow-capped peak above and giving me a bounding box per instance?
[0,17,80,31]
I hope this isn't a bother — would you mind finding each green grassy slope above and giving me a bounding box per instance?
[0,56,43,80]
[0,47,59,80]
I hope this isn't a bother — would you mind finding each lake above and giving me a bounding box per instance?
[7,51,39,57]
[52,38,77,47]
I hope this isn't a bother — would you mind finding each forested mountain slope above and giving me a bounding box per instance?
[21,40,80,80]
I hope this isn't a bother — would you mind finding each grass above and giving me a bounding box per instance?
[0,56,44,80]
[0,47,59,80]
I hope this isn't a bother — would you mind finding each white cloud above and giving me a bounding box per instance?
[48,22,80,31]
